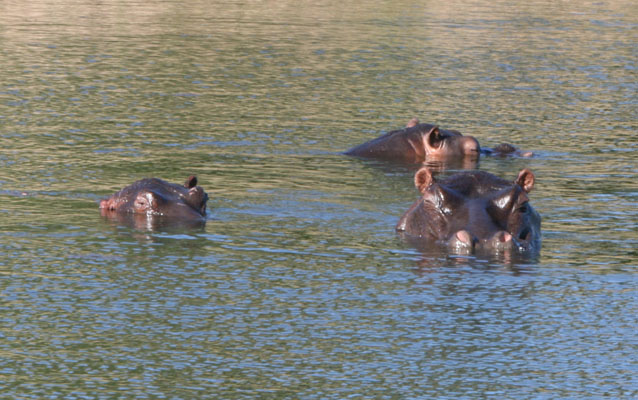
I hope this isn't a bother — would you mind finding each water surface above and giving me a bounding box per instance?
[1,0,636,398]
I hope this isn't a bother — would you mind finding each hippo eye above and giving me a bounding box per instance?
[134,191,158,213]
[136,196,148,207]
[517,202,529,213]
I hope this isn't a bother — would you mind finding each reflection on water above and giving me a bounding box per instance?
[100,210,207,233]
[0,0,636,398]
[398,230,541,270]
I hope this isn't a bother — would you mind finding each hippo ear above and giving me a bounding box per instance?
[414,167,435,193]
[185,175,198,189]
[515,169,535,193]
[406,117,420,128]
[424,126,443,150]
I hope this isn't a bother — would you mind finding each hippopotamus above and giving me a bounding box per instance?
[345,118,480,163]
[99,175,209,222]
[482,143,533,158]
[396,167,541,253]
[345,118,531,162]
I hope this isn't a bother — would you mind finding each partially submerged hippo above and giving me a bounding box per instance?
[345,118,480,163]
[396,167,541,253]
[345,118,531,162]
[482,143,533,158]
[99,175,209,221]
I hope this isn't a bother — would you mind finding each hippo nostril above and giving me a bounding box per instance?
[519,227,531,241]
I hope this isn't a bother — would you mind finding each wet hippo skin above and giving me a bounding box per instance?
[345,118,480,163]
[396,167,541,253]
[346,117,532,162]
[99,175,209,221]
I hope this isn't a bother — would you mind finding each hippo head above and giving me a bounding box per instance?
[396,167,541,253]
[344,118,480,163]
[421,125,481,160]
[99,175,209,221]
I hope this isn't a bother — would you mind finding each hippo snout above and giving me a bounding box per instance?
[462,136,481,156]
[450,229,516,252]
[449,230,477,251]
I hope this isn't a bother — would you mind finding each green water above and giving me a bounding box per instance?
[1,0,636,398]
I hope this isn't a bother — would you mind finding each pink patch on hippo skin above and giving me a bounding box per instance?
[455,230,475,247]
[448,230,477,254]
[99,198,114,210]
[495,231,512,243]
